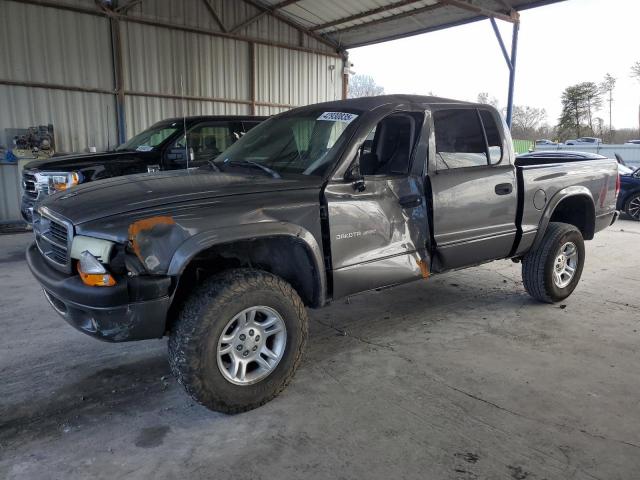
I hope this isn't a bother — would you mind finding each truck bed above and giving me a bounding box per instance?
[514,157,619,256]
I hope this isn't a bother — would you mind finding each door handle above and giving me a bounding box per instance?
[495,183,513,195]
[399,194,422,209]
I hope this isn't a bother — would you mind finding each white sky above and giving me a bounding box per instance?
[347,0,640,129]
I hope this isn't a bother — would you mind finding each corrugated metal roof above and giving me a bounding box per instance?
[260,0,565,49]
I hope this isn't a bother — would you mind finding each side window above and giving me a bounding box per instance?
[167,123,233,167]
[359,113,418,176]
[479,110,503,164]
[433,109,487,169]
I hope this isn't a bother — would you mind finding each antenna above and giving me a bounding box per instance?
[181,74,189,172]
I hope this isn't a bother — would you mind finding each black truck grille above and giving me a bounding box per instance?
[33,209,73,273]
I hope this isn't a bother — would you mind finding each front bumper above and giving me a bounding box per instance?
[26,242,173,342]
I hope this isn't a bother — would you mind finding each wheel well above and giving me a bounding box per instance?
[167,237,322,329]
[549,195,595,240]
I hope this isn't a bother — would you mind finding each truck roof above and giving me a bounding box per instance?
[298,94,476,112]
[155,115,268,126]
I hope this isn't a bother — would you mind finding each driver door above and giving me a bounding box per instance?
[324,111,431,299]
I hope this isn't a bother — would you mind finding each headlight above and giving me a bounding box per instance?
[70,235,114,263]
[48,171,82,193]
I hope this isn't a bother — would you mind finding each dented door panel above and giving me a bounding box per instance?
[325,175,430,299]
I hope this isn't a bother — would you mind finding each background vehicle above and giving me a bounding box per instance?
[618,166,640,220]
[565,136,602,145]
[625,140,640,145]
[20,115,266,222]
[535,139,557,146]
[27,96,619,413]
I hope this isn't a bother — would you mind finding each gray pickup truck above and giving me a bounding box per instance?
[27,95,619,413]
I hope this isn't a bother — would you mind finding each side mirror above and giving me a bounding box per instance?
[347,162,366,192]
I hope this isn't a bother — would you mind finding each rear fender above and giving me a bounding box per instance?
[531,186,595,250]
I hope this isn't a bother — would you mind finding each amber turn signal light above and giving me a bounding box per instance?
[77,251,116,287]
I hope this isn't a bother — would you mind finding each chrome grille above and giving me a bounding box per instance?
[22,171,39,199]
[33,208,73,273]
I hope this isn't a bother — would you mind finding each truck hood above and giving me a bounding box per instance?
[24,151,144,171]
[40,169,322,225]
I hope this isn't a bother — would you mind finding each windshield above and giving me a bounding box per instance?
[116,122,181,152]
[212,109,361,177]
[619,164,635,175]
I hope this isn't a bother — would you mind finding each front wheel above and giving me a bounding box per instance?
[168,269,308,413]
[522,222,585,303]
[625,193,640,221]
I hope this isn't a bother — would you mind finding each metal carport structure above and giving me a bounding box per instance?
[0,0,563,223]
[258,0,564,128]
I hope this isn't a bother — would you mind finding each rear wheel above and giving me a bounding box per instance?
[625,193,640,221]
[168,269,308,413]
[522,222,585,303]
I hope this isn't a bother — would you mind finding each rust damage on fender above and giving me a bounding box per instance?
[128,216,189,274]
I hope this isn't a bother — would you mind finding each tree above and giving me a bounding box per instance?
[477,92,499,109]
[557,82,602,139]
[511,105,546,139]
[558,84,586,138]
[348,75,385,98]
[632,61,640,82]
[600,73,616,142]
[582,82,602,132]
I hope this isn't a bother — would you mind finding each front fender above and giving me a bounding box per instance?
[166,221,327,302]
[531,186,595,250]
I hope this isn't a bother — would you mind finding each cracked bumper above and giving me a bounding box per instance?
[26,242,172,342]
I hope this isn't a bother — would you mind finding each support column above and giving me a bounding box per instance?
[490,16,519,129]
[342,53,349,100]
[110,17,127,145]
[249,41,257,115]
[505,20,519,129]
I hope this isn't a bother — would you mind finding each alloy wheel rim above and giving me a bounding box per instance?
[629,197,640,220]
[216,306,287,386]
[552,241,578,288]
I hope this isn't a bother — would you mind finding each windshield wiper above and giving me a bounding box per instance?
[223,159,281,179]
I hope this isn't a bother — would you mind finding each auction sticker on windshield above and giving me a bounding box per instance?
[317,112,358,123]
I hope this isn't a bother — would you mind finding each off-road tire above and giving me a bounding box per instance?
[168,269,308,413]
[522,222,585,303]
[625,193,640,221]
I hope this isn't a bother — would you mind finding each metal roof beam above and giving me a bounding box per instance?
[310,0,425,32]
[440,0,518,23]
[202,0,228,32]
[240,0,341,51]
[114,0,144,14]
[327,0,517,39]
[229,0,302,33]
[273,0,302,8]
[229,11,268,33]
[328,2,446,35]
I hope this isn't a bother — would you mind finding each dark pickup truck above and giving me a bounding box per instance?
[20,115,265,222]
[27,95,619,413]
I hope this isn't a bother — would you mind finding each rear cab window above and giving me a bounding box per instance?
[433,108,503,170]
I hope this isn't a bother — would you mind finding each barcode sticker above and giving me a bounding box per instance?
[317,112,358,123]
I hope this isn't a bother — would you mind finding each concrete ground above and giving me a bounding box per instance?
[1,219,639,480]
